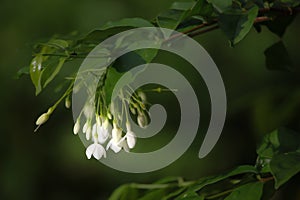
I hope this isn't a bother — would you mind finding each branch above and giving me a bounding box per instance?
[259,7,300,15]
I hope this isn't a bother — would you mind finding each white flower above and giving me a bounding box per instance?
[94,116,109,144]
[83,120,92,141]
[106,124,122,153]
[125,122,136,149]
[126,132,136,149]
[73,119,80,135]
[85,143,106,160]
[86,125,92,140]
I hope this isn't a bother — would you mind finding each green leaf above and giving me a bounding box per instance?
[190,0,214,19]
[188,165,258,192]
[219,6,259,46]
[29,38,70,95]
[170,2,195,11]
[44,39,69,50]
[41,57,67,88]
[138,189,170,200]
[81,18,153,44]
[135,48,159,63]
[264,41,293,71]
[162,188,186,200]
[257,128,300,158]
[30,55,44,95]
[224,182,264,200]
[101,18,154,30]
[156,1,195,30]
[270,152,300,189]
[264,15,295,38]
[207,0,232,13]
[15,66,30,79]
[256,128,300,187]
[108,184,139,200]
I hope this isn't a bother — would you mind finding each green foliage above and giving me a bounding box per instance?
[218,5,259,46]
[207,0,232,12]
[108,128,300,199]
[23,0,300,96]
[20,0,300,199]
[256,128,300,188]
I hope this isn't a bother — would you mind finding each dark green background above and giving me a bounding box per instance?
[1,0,300,199]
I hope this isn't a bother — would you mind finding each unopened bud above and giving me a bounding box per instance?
[137,114,147,128]
[73,120,80,135]
[65,96,71,109]
[107,112,112,120]
[138,91,147,102]
[129,105,136,115]
[36,113,50,126]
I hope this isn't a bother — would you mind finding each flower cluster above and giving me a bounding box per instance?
[72,90,149,160]
[34,77,150,161]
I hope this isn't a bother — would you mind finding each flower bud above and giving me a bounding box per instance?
[138,91,147,102]
[36,113,49,126]
[65,96,71,109]
[137,114,148,128]
[73,120,80,135]
[107,112,112,120]
[129,105,136,115]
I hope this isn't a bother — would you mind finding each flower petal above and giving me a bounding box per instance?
[86,127,91,140]
[126,133,136,149]
[111,143,122,153]
[93,144,105,160]
[85,144,96,159]
[83,122,88,133]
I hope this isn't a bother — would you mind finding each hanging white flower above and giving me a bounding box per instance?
[85,143,106,160]
[106,123,122,153]
[125,122,136,149]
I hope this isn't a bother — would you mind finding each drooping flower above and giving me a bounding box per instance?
[125,122,136,149]
[85,143,106,160]
[106,123,122,153]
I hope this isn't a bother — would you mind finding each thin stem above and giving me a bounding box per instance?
[259,7,300,15]
[188,24,219,38]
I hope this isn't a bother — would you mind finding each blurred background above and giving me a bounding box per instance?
[1,0,300,199]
